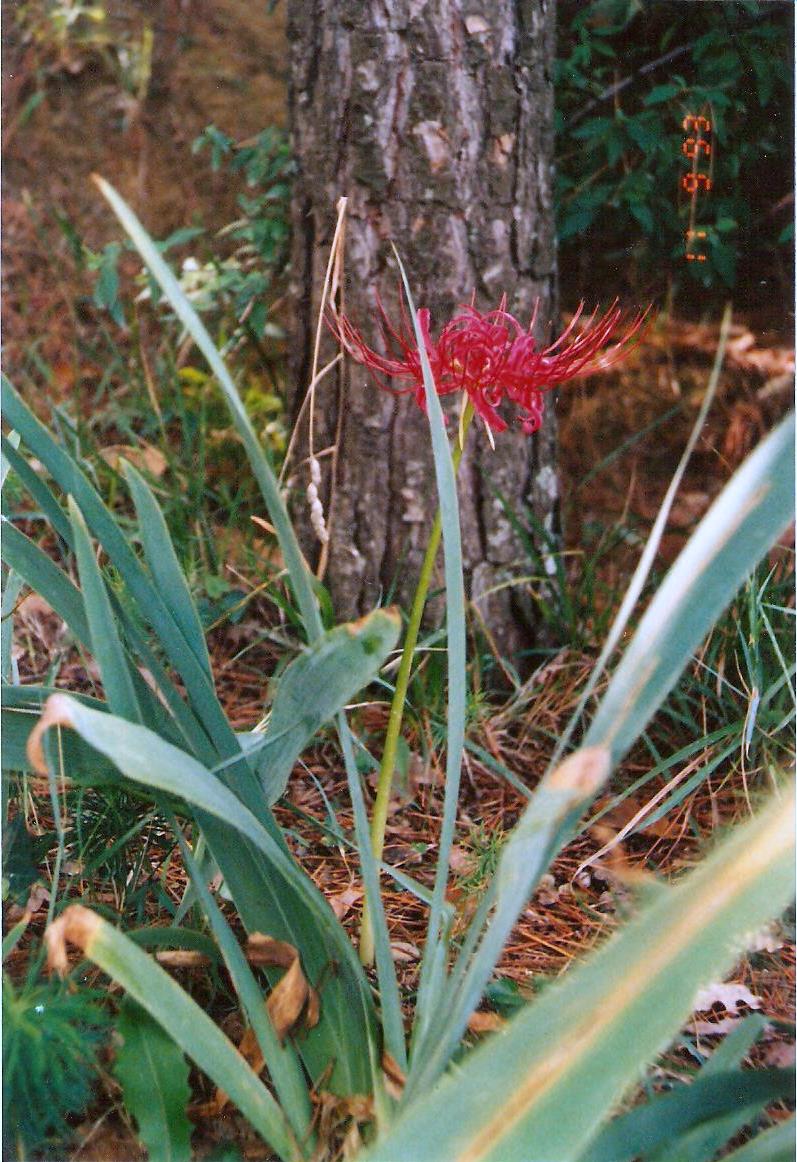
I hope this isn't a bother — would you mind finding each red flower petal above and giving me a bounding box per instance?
[327,289,650,437]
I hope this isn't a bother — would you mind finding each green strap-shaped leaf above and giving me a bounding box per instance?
[127,926,222,961]
[1,410,208,753]
[1,687,119,782]
[30,694,334,898]
[171,821,314,1149]
[93,177,321,642]
[1,518,91,646]
[114,999,194,1162]
[393,253,468,1048]
[1,433,73,547]
[2,380,381,1093]
[549,303,732,768]
[1,429,20,493]
[581,1067,793,1162]
[365,784,795,1162]
[89,186,403,1091]
[404,748,611,1101]
[584,413,795,763]
[123,460,213,683]
[254,610,401,803]
[68,496,142,724]
[647,1013,770,1162]
[1,568,24,684]
[407,414,796,1090]
[31,694,380,1096]
[721,1117,795,1162]
[1,376,245,776]
[48,907,298,1160]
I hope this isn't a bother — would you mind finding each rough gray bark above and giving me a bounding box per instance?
[286,0,558,657]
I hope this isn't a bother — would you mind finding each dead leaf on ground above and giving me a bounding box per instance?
[390,941,420,963]
[99,443,168,478]
[16,594,68,651]
[313,1092,374,1161]
[467,1010,506,1035]
[722,402,765,465]
[448,845,472,874]
[693,980,762,1014]
[72,1119,145,1161]
[328,885,363,920]
[593,793,672,840]
[763,1041,795,1068]
[24,883,51,915]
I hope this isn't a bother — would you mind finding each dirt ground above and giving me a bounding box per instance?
[4,0,286,237]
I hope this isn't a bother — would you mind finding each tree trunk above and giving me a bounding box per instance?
[286,0,558,656]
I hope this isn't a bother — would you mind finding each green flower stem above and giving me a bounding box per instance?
[360,400,475,966]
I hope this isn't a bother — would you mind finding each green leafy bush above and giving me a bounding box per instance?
[556,0,793,294]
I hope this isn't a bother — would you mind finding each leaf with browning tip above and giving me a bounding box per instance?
[247,935,320,1042]
[267,958,312,1042]
[45,905,296,1158]
[246,934,297,970]
[212,935,319,1115]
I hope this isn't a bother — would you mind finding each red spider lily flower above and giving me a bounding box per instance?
[329,293,650,436]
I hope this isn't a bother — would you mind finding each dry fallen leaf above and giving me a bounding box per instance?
[390,941,420,963]
[313,1091,374,1162]
[329,885,363,921]
[693,980,762,1014]
[16,593,69,651]
[467,1010,506,1035]
[763,1041,795,1068]
[24,883,51,915]
[99,443,167,478]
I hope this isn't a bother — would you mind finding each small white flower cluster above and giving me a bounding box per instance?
[307,456,329,544]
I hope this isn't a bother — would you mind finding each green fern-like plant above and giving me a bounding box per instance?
[2,962,109,1158]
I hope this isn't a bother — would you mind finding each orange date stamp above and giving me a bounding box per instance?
[681,113,713,263]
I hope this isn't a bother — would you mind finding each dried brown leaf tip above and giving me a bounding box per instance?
[547,746,611,797]
[154,950,212,969]
[26,692,77,776]
[246,933,321,1043]
[209,934,321,1116]
[45,904,102,977]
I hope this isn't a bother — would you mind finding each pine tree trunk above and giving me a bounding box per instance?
[286,1,558,656]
